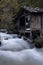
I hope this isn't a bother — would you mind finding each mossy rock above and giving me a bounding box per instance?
[35,37,43,48]
[35,42,43,48]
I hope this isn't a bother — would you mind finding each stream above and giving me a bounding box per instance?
[0,32,43,65]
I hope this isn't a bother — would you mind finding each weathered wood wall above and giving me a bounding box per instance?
[30,15,41,31]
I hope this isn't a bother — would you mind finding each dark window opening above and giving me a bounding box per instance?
[20,16,25,29]
[25,15,31,28]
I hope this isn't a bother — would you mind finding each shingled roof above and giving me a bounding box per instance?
[21,6,43,12]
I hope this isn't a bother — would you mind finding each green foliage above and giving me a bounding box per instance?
[0,0,20,33]
[18,0,43,8]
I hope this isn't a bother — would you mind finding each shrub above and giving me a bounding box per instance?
[35,36,43,48]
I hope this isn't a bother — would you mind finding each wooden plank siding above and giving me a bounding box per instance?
[30,15,41,31]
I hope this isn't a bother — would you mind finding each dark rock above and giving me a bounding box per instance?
[0,41,1,46]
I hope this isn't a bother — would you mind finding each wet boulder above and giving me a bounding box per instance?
[0,41,1,46]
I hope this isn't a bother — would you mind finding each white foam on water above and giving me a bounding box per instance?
[0,48,43,65]
[0,32,43,65]
[0,38,30,51]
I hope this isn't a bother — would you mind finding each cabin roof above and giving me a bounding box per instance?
[21,6,43,13]
[13,6,43,21]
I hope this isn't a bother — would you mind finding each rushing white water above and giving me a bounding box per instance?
[0,32,13,41]
[0,32,43,65]
[0,48,43,65]
[0,38,30,51]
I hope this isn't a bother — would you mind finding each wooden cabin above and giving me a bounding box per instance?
[13,6,43,39]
